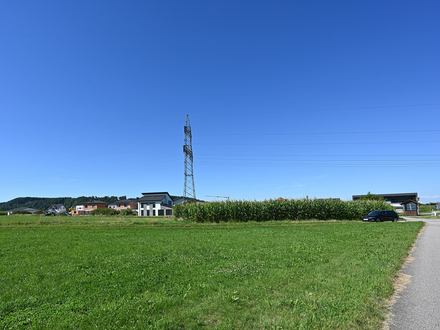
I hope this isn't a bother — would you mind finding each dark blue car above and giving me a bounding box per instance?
[363,210,399,222]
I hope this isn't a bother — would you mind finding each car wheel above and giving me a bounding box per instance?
[376,218,381,222]
[393,217,398,222]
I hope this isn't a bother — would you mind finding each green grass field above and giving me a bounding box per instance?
[0,216,423,329]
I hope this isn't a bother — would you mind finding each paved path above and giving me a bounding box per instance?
[389,218,440,329]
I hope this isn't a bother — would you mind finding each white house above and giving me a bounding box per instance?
[137,192,174,216]
[48,204,67,214]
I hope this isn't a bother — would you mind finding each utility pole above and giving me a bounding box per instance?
[183,115,196,202]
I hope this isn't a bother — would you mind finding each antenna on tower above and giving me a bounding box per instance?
[183,115,196,202]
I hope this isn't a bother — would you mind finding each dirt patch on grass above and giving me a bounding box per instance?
[382,223,426,329]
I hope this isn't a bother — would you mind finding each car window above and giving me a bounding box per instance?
[369,211,381,216]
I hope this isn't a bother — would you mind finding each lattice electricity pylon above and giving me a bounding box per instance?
[183,115,196,202]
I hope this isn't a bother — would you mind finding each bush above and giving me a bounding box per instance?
[120,209,136,216]
[34,210,45,215]
[11,211,32,215]
[89,208,120,216]
[174,199,395,222]
[56,212,69,216]
[0,211,7,216]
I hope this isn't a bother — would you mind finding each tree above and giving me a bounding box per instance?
[357,192,385,201]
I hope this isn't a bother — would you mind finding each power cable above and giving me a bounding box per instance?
[198,129,440,136]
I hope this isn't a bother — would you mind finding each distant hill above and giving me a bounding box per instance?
[0,196,130,211]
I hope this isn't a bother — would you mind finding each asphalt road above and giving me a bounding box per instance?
[388,218,440,330]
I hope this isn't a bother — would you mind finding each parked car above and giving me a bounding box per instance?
[363,210,399,222]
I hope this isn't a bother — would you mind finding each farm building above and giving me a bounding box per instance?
[352,193,419,213]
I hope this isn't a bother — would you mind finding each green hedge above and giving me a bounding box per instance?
[174,199,395,222]
[10,211,32,215]
[89,208,120,216]
[120,209,136,216]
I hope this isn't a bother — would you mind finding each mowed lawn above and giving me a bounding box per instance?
[0,219,423,329]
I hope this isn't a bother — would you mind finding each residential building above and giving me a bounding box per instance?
[108,199,138,211]
[137,192,173,216]
[72,205,84,215]
[48,204,66,214]
[82,200,109,214]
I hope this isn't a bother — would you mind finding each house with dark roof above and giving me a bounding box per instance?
[137,192,173,216]
[82,200,109,214]
[108,199,138,211]
[48,204,66,214]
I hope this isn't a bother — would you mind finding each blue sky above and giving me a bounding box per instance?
[1,0,439,203]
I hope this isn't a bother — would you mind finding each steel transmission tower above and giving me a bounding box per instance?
[183,115,196,202]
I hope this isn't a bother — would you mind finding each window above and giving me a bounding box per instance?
[406,204,416,211]
[92,204,96,208]
[85,205,88,208]
[117,204,120,207]
[124,204,127,207]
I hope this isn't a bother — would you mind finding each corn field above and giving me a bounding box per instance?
[173,199,395,222]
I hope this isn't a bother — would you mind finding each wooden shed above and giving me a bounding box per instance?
[401,199,419,216]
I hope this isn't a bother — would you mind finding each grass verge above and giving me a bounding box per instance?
[0,220,423,329]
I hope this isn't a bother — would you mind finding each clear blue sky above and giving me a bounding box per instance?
[1,0,439,204]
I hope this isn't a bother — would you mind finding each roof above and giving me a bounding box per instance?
[137,195,167,202]
[7,207,39,212]
[115,199,137,203]
[49,204,64,208]
[141,192,171,197]
[353,193,418,198]
[352,193,418,203]
[401,199,419,205]
[83,200,109,205]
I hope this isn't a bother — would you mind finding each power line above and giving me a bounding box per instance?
[194,141,440,146]
[197,153,440,157]
[198,129,440,136]
[196,157,440,162]
[196,161,440,168]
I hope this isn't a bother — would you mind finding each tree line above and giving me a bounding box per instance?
[0,196,130,211]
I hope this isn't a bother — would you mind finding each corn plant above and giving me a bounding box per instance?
[174,199,395,222]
